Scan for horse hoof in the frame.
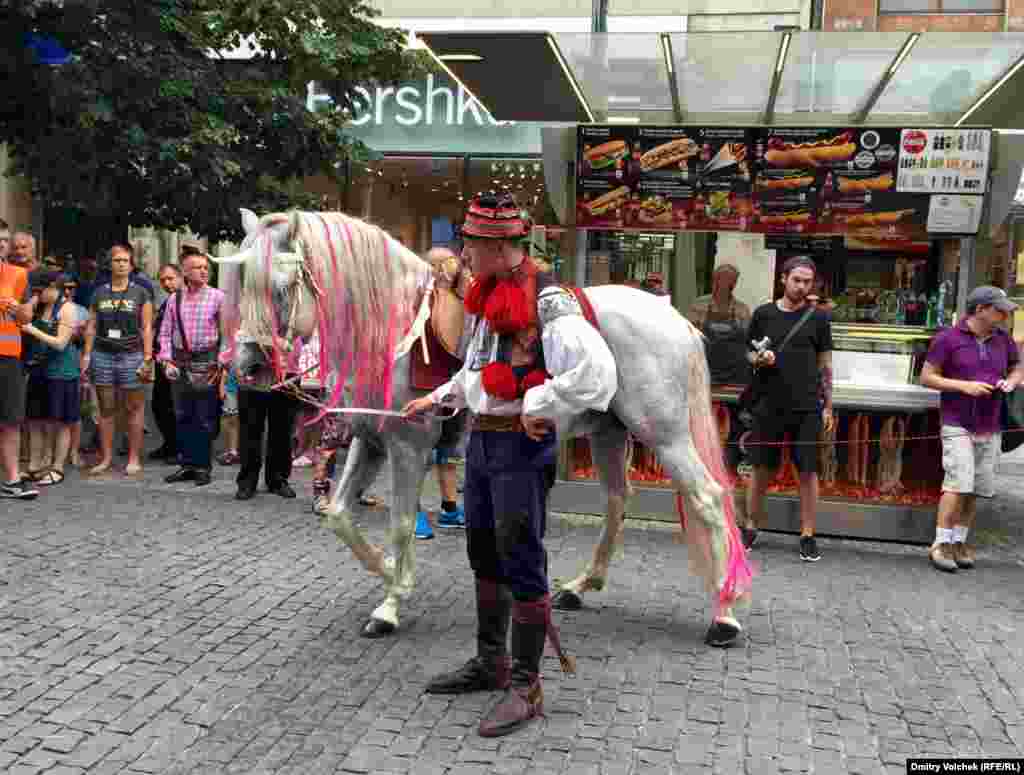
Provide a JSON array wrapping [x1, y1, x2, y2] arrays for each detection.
[[551, 590, 583, 611], [361, 618, 396, 639], [704, 620, 741, 648]]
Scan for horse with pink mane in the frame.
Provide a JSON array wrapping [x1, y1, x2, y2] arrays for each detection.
[[215, 208, 754, 644]]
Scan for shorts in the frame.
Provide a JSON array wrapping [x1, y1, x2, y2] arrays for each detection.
[[941, 426, 1000, 498], [749, 410, 822, 474], [0, 356, 26, 425], [48, 378, 81, 424], [91, 349, 145, 390], [25, 373, 51, 421], [434, 410, 468, 465]]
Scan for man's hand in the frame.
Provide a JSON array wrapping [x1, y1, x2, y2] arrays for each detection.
[[402, 395, 435, 417], [754, 350, 776, 368], [163, 362, 180, 381], [822, 407, 835, 433], [996, 378, 1019, 393], [0, 296, 17, 315], [522, 414, 553, 441], [206, 364, 223, 386], [960, 381, 994, 398], [136, 359, 155, 384]]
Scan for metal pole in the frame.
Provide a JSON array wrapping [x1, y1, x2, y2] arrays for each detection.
[[957, 237, 977, 320], [592, 0, 608, 33], [575, 229, 589, 287]]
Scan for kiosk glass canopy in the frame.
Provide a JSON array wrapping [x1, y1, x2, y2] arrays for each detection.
[[419, 30, 1024, 127]]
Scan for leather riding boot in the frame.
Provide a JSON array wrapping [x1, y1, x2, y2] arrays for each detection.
[[478, 596, 548, 737], [426, 577, 512, 694]]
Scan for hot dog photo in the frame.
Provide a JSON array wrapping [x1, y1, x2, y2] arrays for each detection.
[[764, 130, 857, 168]]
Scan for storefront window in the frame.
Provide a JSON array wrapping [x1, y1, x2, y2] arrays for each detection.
[[879, 0, 1003, 11], [585, 231, 674, 289]]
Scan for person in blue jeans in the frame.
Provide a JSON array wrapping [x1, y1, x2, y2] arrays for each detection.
[[415, 410, 468, 539]]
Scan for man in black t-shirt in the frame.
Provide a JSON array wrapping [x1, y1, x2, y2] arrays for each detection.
[[744, 256, 834, 562]]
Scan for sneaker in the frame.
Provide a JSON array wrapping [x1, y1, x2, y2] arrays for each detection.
[[954, 543, 976, 570], [1, 480, 40, 500], [292, 455, 313, 468], [799, 536, 821, 562], [930, 542, 959, 572], [741, 527, 759, 552], [437, 505, 466, 529], [415, 511, 434, 540]]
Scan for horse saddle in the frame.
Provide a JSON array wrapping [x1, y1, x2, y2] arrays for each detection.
[[410, 287, 465, 391]]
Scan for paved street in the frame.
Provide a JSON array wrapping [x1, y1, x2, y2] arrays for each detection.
[[3, 450, 1024, 775]]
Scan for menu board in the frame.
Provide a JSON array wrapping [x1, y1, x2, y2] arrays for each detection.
[[926, 194, 984, 234], [575, 125, 988, 236], [896, 129, 991, 194]]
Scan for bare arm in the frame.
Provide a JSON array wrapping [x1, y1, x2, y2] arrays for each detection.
[[82, 308, 97, 357], [920, 361, 993, 398], [141, 301, 153, 361], [23, 305, 75, 351]]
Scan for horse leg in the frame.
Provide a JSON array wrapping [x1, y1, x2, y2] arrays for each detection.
[[653, 438, 746, 647], [322, 435, 391, 581], [361, 440, 429, 638], [553, 424, 631, 611]]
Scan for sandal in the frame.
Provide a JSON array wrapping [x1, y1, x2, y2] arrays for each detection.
[[358, 493, 385, 508], [36, 470, 65, 486]]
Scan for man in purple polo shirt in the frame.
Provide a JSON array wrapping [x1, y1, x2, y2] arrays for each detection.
[[921, 286, 1024, 572]]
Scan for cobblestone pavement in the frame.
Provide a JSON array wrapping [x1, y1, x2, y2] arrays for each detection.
[[3, 453, 1024, 775]]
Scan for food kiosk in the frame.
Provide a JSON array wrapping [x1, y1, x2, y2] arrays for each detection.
[[418, 30, 1024, 543]]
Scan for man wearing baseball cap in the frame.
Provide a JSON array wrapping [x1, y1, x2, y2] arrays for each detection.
[[921, 285, 1023, 573]]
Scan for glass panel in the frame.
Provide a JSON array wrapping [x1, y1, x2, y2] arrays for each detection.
[[466, 158, 547, 223], [553, 33, 673, 115], [940, 0, 1003, 10], [774, 31, 910, 115], [668, 32, 780, 115], [874, 33, 1024, 117], [878, 0, 937, 12]]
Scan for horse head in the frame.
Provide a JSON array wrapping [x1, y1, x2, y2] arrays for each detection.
[[213, 209, 318, 382]]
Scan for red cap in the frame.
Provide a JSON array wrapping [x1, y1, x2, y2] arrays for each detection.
[[463, 193, 530, 240]]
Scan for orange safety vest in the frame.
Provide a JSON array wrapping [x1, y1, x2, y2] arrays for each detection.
[[0, 262, 28, 358]]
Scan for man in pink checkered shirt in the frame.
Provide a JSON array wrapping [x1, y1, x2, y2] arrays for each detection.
[[157, 252, 226, 486]]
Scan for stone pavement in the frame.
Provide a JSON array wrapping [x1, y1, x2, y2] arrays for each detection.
[[3, 452, 1024, 775]]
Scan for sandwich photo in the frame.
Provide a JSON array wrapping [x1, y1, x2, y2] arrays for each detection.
[[765, 131, 857, 168], [837, 173, 894, 194], [757, 170, 815, 191], [838, 209, 915, 228], [637, 195, 673, 224], [584, 186, 630, 217], [583, 140, 629, 171], [640, 137, 698, 172]]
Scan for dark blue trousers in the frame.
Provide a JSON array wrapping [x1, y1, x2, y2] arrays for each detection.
[[464, 430, 557, 601], [171, 381, 220, 471]]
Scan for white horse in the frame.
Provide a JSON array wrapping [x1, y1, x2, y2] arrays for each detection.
[[215, 209, 753, 642]]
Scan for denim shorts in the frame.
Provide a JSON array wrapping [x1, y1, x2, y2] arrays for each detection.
[[91, 349, 144, 389]]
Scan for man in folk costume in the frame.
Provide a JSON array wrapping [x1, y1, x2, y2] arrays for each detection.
[[404, 194, 617, 737]]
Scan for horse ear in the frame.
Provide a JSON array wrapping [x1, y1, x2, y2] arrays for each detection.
[[240, 208, 260, 236]]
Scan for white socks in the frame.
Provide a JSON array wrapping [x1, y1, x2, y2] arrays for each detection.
[[935, 526, 969, 545]]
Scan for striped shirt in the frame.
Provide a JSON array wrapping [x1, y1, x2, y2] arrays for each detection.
[[158, 285, 225, 361]]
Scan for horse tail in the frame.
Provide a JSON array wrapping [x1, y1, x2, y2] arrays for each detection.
[[677, 337, 754, 614]]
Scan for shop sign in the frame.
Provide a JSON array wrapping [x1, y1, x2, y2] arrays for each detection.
[[307, 74, 542, 155], [574, 124, 989, 238], [896, 129, 990, 194]]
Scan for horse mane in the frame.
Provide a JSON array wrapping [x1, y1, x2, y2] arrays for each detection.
[[287, 211, 433, 410]]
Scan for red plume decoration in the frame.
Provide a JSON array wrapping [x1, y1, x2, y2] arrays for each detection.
[[520, 368, 548, 393], [464, 277, 494, 316], [481, 362, 520, 401], [483, 280, 532, 334]]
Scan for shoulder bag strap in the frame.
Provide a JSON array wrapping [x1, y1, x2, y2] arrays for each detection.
[[174, 289, 191, 354], [775, 304, 817, 357]]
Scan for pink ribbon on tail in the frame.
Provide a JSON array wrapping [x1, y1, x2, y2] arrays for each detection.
[[514, 595, 576, 675]]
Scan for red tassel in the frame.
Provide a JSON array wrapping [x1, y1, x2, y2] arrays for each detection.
[[481, 362, 520, 401], [464, 277, 494, 316], [520, 368, 548, 394], [485, 279, 532, 334]]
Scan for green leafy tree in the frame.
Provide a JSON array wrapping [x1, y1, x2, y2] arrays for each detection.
[[0, 0, 422, 246]]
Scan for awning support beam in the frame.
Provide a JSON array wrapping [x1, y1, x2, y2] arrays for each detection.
[[852, 33, 920, 124], [762, 32, 792, 126], [661, 34, 684, 123]]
